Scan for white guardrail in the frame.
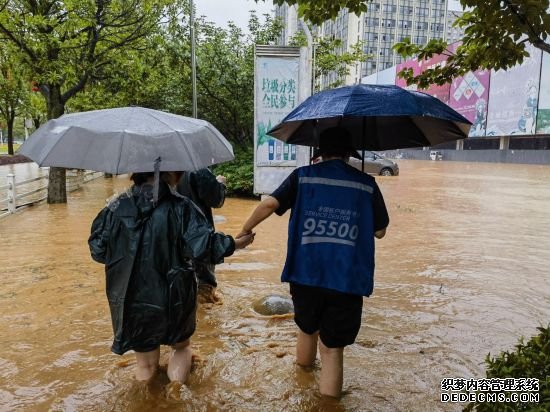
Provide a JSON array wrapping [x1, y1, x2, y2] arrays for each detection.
[[0, 170, 104, 218]]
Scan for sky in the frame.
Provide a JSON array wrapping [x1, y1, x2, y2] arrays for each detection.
[[195, 0, 464, 31], [195, 0, 275, 31], [448, 0, 462, 11]]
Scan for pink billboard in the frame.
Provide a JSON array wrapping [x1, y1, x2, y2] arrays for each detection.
[[395, 53, 451, 104], [395, 59, 421, 90], [448, 44, 491, 137]]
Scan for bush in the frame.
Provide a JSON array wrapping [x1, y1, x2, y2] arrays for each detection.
[[213, 145, 256, 198], [464, 325, 549, 411]]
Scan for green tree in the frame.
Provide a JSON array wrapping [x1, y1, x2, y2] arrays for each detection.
[[290, 31, 367, 90], [394, 0, 550, 87], [0, 44, 28, 155], [0, 0, 180, 203], [28, 90, 47, 130], [269, 0, 369, 26], [192, 12, 283, 146], [67, 9, 282, 150]]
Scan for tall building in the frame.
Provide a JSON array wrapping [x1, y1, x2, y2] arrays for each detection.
[[319, 9, 363, 88], [274, 3, 299, 46], [274, 1, 464, 87], [361, 0, 463, 78], [445, 9, 465, 45]]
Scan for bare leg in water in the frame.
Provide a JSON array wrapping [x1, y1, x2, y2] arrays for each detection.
[[167, 339, 193, 382], [319, 340, 344, 398], [296, 330, 344, 398], [135, 347, 160, 381], [296, 330, 319, 366]]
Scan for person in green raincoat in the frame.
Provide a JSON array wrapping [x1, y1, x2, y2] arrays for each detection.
[[89, 171, 254, 383]]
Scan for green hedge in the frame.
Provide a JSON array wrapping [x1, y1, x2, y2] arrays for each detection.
[[214, 145, 256, 198], [465, 325, 549, 411]]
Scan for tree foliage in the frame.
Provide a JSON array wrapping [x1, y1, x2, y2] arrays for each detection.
[[191, 12, 283, 146], [464, 325, 549, 411], [0, 0, 180, 203], [0, 43, 29, 155], [290, 30, 367, 90], [69, 10, 282, 149], [269, 0, 370, 26]]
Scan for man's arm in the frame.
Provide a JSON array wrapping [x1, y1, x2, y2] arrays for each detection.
[[237, 196, 280, 238], [372, 181, 389, 239]]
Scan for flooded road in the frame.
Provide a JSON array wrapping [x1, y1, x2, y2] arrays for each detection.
[[0, 160, 549, 411]]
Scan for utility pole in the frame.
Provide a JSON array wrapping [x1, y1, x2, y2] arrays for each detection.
[[190, 0, 198, 118]]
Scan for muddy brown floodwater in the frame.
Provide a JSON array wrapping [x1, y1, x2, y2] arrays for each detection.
[[0, 160, 549, 411]]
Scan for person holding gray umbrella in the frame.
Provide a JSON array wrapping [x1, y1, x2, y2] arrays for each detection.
[[19, 107, 254, 384], [238, 126, 389, 398]]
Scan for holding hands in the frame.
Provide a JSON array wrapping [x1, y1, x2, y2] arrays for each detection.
[[234, 231, 255, 249]]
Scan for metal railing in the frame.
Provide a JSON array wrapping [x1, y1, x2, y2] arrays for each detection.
[[0, 170, 104, 218]]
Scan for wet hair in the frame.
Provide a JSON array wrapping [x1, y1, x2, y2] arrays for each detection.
[[130, 172, 155, 186], [130, 171, 184, 186], [319, 127, 355, 159]]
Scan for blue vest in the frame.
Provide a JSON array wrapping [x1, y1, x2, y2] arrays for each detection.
[[281, 160, 376, 296]]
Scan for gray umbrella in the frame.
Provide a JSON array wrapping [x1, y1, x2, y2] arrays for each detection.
[[19, 107, 234, 174]]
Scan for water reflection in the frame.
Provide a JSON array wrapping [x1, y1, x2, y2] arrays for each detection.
[[0, 160, 549, 411]]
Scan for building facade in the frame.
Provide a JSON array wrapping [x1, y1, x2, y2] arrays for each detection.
[[361, 0, 463, 78], [274, 3, 299, 46]]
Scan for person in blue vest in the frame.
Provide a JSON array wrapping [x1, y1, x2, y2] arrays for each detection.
[[237, 126, 389, 398]]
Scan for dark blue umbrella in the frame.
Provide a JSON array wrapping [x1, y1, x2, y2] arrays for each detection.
[[267, 84, 471, 150]]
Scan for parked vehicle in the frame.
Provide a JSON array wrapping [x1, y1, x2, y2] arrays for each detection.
[[349, 150, 399, 176]]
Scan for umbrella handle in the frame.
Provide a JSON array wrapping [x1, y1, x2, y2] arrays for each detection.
[[153, 157, 161, 205]]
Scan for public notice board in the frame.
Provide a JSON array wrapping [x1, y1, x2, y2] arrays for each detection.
[[254, 46, 310, 195], [255, 55, 299, 167]]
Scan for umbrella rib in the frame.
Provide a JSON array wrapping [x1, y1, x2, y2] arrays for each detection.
[[204, 124, 233, 155], [341, 88, 356, 121], [115, 130, 127, 175], [147, 109, 186, 131]]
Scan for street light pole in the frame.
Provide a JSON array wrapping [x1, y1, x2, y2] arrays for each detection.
[[190, 0, 198, 118]]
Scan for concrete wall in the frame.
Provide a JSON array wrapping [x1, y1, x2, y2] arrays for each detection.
[[395, 149, 550, 165]]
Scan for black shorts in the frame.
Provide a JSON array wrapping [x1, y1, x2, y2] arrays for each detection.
[[289, 283, 363, 348]]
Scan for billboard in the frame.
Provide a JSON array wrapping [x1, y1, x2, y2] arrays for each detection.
[[420, 52, 451, 104], [536, 51, 550, 134], [395, 53, 451, 103], [255, 55, 299, 166], [395, 59, 421, 91], [486, 43, 542, 137], [448, 43, 491, 137], [254, 46, 310, 195]]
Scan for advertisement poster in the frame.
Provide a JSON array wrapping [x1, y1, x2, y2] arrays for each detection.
[[536, 51, 550, 134], [396, 53, 451, 103], [255, 56, 299, 166], [448, 43, 491, 137], [420, 52, 451, 104], [486, 43, 542, 137]]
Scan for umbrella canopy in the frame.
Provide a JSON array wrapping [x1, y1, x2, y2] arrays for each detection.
[[19, 107, 234, 174], [267, 84, 471, 150]]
